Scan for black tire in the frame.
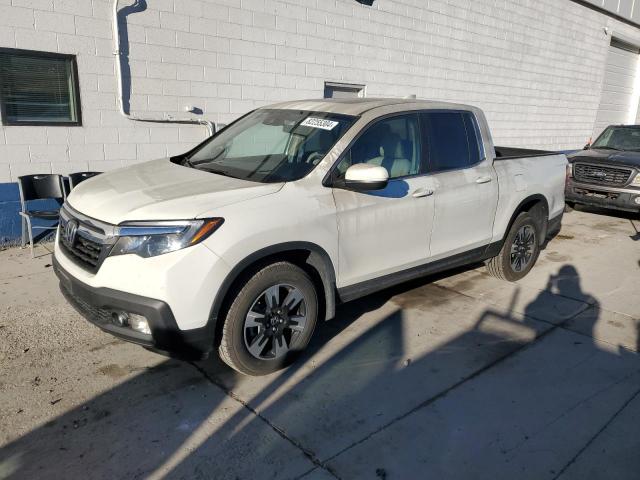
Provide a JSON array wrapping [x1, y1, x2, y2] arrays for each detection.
[[486, 212, 541, 282], [218, 262, 318, 376], [564, 201, 575, 213]]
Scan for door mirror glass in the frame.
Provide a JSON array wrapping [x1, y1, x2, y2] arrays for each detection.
[[342, 164, 389, 191]]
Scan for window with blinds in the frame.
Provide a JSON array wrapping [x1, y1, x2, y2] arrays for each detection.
[[0, 49, 81, 126]]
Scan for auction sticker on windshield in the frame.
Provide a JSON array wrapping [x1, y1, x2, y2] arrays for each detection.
[[300, 118, 340, 130]]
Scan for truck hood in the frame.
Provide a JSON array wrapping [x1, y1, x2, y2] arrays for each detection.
[[568, 149, 640, 169], [67, 158, 284, 224]]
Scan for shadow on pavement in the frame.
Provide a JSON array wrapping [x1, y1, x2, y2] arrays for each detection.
[[1, 265, 639, 480]]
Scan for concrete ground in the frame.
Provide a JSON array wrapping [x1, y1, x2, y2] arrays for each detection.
[[0, 206, 639, 480]]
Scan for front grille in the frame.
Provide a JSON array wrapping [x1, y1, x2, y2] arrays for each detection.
[[60, 232, 103, 270], [574, 163, 633, 187], [58, 207, 113, 272]]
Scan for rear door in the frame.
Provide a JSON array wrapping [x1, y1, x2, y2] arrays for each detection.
[[421, 111, 499, 258]]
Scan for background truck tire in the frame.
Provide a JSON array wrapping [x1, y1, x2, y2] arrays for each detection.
[[218, 262, 318, 376], [486, 212, 541, 282]]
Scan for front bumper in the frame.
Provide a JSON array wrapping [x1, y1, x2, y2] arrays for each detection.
[[566, 180, 640, 212], [53, 255, 214, 359]]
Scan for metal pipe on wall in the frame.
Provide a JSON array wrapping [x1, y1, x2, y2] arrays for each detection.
[[111, 0, 215, 136]]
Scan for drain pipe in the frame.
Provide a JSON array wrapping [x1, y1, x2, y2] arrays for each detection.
[[111, 0, 215, 136]]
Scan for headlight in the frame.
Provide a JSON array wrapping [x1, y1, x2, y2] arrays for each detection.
[[110, 218, 224, 258], [632, 173, 640, 186]]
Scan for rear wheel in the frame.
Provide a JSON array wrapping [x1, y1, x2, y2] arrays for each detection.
[[218, 262, 318, 376], [486, 212, 541, 282]]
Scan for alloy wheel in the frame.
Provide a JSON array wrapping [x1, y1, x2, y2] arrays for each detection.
[[510, 225, 536, 273], [243, 284, 308, 360]]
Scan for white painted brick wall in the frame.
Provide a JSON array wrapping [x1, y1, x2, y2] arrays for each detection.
[[0, 0, 640, 182]]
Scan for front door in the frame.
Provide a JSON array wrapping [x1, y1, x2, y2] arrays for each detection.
[[331, 113, 436, 287]]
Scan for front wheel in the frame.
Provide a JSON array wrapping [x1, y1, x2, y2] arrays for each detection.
[[486, 212, 541, 282], [218, 262, 318, 376]]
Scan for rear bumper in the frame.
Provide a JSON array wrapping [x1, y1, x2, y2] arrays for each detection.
[[53, 255, 214, 359], [566, 180, 640, 212]]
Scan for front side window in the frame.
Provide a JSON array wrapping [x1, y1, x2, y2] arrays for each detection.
[[335, 114, 422, 179], [592, 126, 640, 151], [0, 49, 81, 126], [186, 109, 355, 183], [421, 111, 483, 173]]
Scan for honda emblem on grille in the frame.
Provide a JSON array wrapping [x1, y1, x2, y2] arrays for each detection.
[[63, 219, 79, 245]]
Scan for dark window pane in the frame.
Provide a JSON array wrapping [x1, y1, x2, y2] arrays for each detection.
[[463, 112, 483, 165], [422, 112, 471, 172], [0, 51, 80, 125], [336, 114, 422, 179]]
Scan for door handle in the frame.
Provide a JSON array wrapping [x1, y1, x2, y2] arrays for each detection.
[[412, 188, 434, 198], [476, 176, 493, 184]]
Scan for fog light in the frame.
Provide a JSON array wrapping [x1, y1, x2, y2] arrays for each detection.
[[635, 197, 640, 205], [129, 314, 151, 335], [112, 311, 129, 327]]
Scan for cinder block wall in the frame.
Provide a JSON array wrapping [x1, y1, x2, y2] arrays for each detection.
[[0, 0, 640, 241]]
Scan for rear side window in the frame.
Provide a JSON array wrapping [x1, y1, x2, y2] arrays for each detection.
[[421, 111, 483, 173], [463, 113, 484, 164]]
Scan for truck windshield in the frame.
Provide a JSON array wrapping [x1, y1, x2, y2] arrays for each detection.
[[185, 109, 356, 182], [592, 126, 640, 151]]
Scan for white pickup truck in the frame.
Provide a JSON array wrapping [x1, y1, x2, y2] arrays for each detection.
[[53, 99, 567, 376]]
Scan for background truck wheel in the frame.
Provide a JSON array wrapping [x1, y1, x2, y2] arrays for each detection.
[[564, 201, 575, 213], [218, 262, 318, 376], [486, 212, 541, 282]]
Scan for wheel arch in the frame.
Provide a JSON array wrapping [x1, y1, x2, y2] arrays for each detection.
[[208, 242, 337, 346], [503, 194, 550, 246]]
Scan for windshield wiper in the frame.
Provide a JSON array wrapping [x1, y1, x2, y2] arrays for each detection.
[[594, 146, 621, 151], [200, 167, 238, 179], [192, 147, 227, 165]]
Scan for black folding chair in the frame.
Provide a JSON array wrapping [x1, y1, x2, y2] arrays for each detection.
[[69, 171, 102, 190], [18, 174, 66, 257]]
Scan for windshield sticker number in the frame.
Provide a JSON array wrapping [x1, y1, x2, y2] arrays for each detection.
[[300, 118, 339, 131]]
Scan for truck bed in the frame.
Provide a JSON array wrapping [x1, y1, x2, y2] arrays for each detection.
[[494, 146, 558, 160]]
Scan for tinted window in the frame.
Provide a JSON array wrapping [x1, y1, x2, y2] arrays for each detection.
[[422, 111, 483, 172], [336, 114, 422, 179], [463, 113, 483, 164]]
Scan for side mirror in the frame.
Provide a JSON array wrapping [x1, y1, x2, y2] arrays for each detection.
[[583, 144, 591, 150], [341, 164, 389, 191]]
